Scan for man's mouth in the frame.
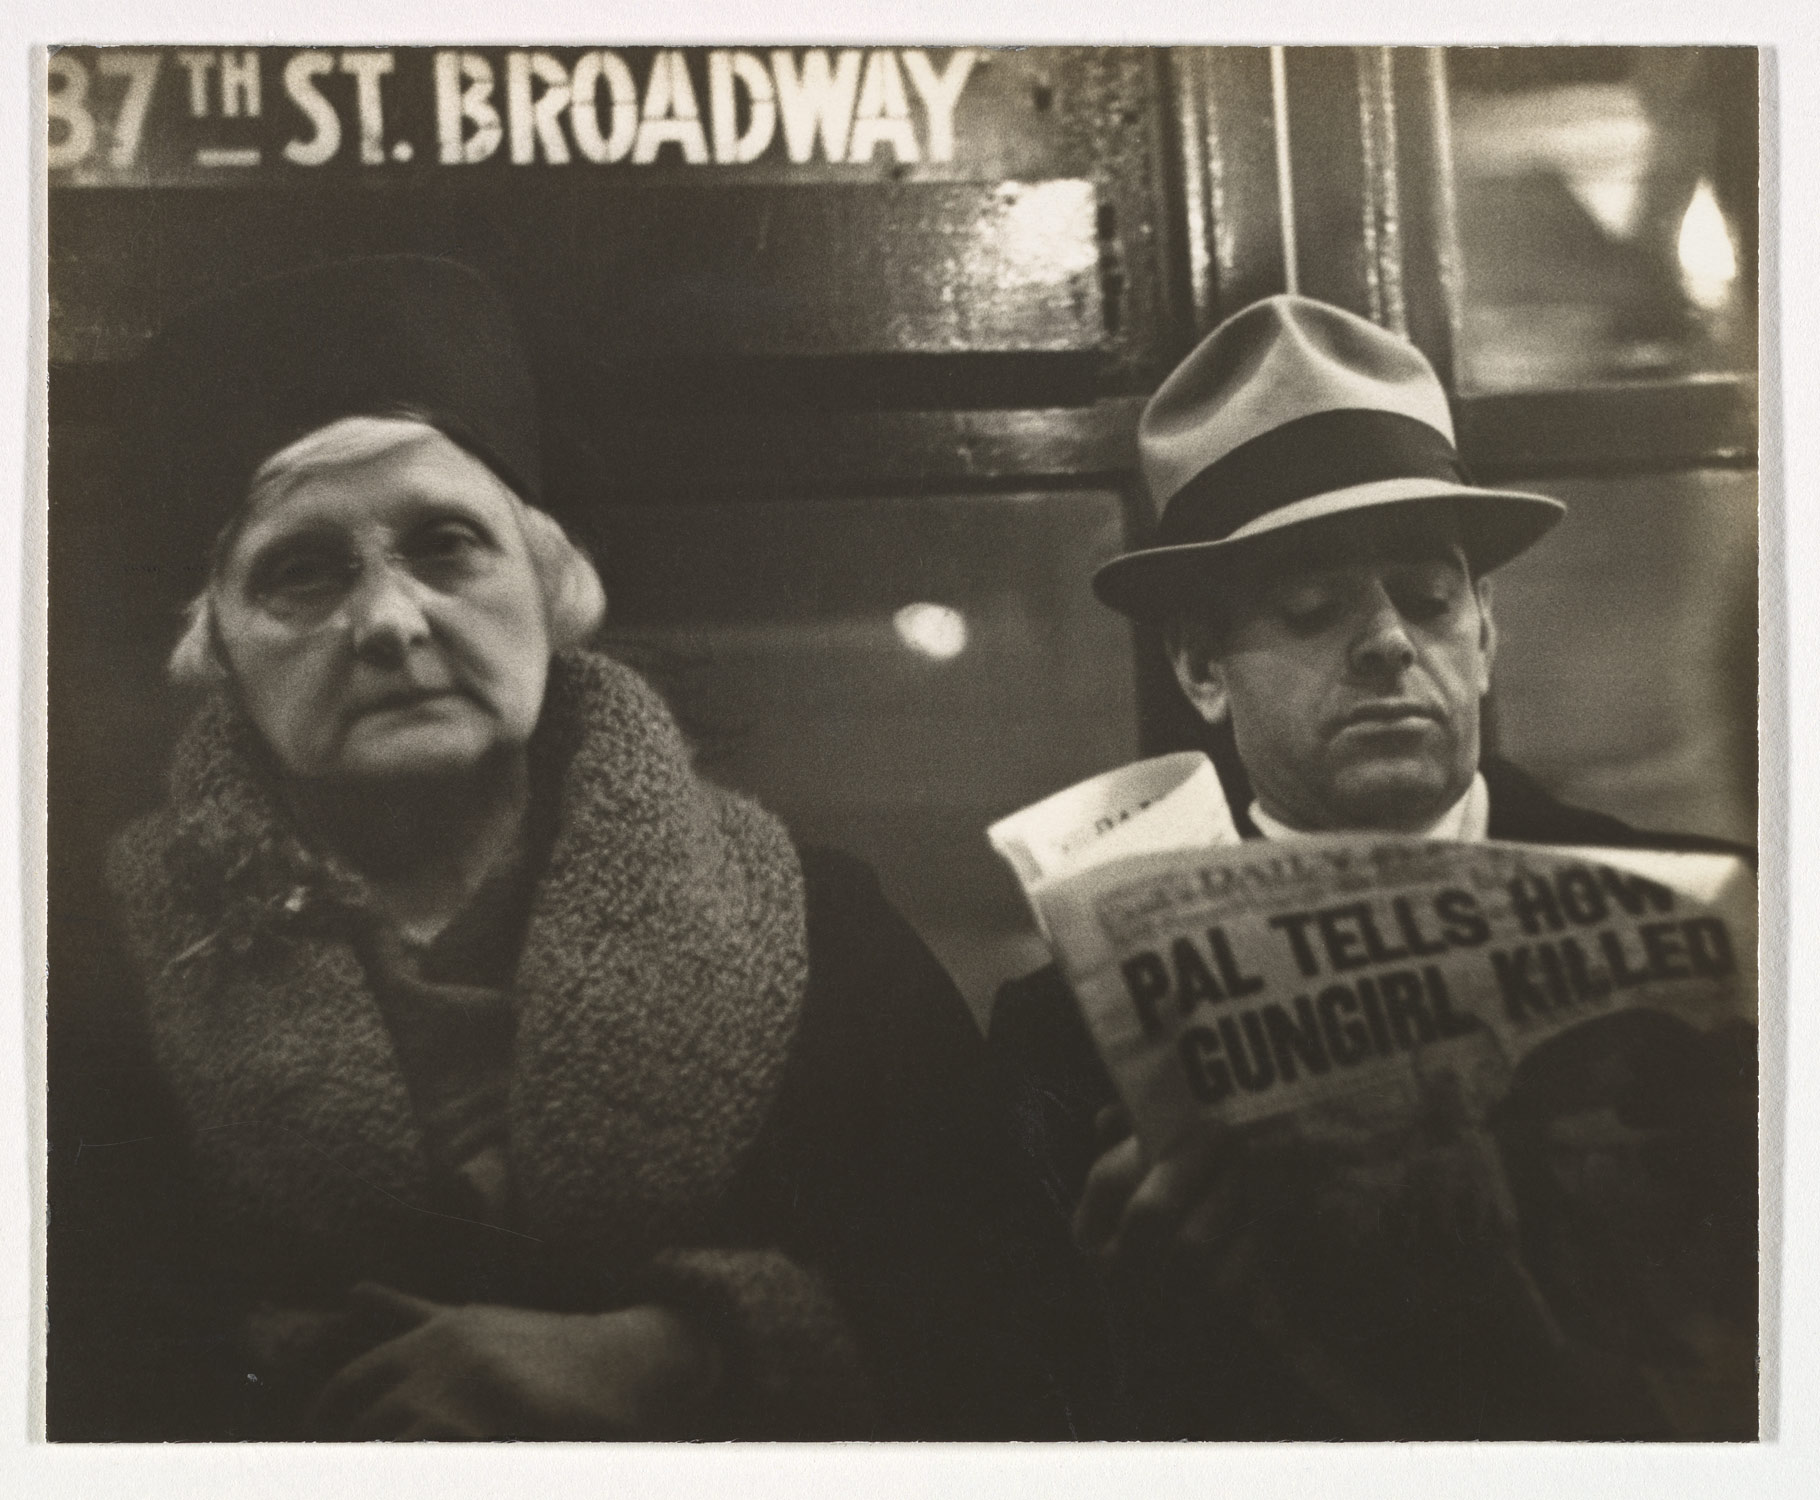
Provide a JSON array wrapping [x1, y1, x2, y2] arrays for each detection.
[[1331, 702, 1443, 732]]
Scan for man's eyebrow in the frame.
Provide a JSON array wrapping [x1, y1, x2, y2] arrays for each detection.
[[1372, 540, 1468, 567], [1252, 543, 1464, 583]]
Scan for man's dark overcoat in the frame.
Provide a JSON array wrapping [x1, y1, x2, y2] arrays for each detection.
[[990, 759, 1757, 1440]]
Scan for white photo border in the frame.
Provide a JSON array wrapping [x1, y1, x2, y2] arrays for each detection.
[[9, 3, 1810, 1498]]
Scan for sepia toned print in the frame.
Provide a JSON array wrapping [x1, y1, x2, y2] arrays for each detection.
[[45, 44, 1757, 1440]]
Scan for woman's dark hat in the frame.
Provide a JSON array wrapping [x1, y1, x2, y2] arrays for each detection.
[[1093, 296, 1566, 619], [136, 254, 541, 588]]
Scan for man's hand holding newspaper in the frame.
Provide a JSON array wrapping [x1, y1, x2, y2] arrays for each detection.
[[990, 754, 1757, 1438]]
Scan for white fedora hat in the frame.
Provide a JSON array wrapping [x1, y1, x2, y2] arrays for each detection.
[[1093, 295, 1566, 619]]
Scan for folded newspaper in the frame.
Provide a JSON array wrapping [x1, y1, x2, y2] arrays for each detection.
[[989, 753, 1758, 1437]]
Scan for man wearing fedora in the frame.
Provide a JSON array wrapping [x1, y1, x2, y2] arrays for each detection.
[[991, 295, 1756, 1440]]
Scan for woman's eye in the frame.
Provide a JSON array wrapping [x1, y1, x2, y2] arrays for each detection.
[[255, 549, 352, 601], [407, 522, 489, 567]]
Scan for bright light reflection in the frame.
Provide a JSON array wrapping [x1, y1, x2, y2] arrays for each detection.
[[993, 179, 1100, 283], [1678, 180, 1738, 311], [893, 602, 969, 661]]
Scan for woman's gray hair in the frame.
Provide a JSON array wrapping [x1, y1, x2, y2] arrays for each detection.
[[167, 415, 606, 686]]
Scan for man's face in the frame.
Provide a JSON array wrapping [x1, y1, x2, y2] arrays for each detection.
[[211, 423, 552, 784], [1169, 505, 1497, 833]]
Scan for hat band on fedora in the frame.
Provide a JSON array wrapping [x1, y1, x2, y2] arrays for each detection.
[[1155, 408, 1468, 550]]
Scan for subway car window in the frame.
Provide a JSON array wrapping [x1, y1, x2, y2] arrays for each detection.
[[1447, 46, 1757, 390], [1486, 468, 1756, 843]]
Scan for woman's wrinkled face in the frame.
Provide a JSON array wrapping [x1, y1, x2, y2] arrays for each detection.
[[212, 422, 552, 783]]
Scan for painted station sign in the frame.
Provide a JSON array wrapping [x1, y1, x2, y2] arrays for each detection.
[[49, 47, 984, 183]]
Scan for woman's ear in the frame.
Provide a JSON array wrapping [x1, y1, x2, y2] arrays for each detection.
[[166, 594, 229, 687], [1166, 616, 1231, 726], [518, 505, 607, 651]]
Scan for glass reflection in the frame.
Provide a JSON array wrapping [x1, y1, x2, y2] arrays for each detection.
[[1448, 47, 1755, 390]]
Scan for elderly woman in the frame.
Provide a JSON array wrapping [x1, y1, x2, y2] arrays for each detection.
[[73, 256, 1089, 1440]]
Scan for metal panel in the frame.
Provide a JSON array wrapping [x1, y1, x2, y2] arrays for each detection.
[[1168, 47, 1289, 333], [1458, 377, 1758, 478], [574, 402, 1144, 499], [1392, 48, 1466, 391], [51, 180, 1105, 364]]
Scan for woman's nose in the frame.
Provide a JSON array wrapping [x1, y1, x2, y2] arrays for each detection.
[[345, 561, 431, 665]]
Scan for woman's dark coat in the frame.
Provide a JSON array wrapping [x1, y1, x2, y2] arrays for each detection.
[[48, 653, 1095, 1440]]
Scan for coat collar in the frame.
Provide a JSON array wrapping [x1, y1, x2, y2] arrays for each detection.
[[108, 652, 809, 1264]]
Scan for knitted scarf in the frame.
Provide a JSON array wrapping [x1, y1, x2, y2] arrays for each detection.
[[106, 651, 810, 1270]]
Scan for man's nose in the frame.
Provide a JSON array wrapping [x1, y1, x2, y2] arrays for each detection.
[[1348, 583, 1417, 675], [345, 560, 431, 665]]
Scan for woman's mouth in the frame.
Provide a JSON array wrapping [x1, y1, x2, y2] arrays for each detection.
[[356, 686, 459, 716]]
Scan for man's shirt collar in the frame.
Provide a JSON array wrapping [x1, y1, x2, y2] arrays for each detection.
[[1248, 772, 1490, 843]]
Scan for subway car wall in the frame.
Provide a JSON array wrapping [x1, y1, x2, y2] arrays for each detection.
[[47, 44, 1757, 1026]]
